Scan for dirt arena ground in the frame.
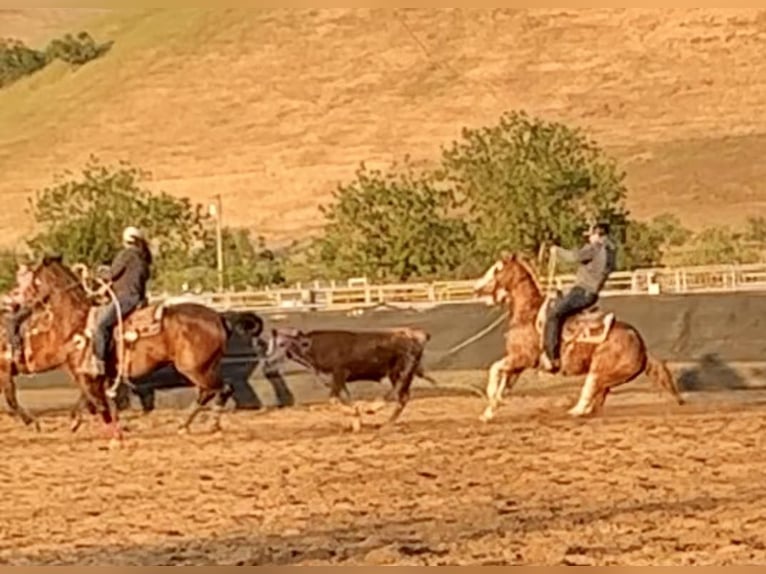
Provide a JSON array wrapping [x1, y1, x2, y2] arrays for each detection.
[[2, 378, 766, 566]]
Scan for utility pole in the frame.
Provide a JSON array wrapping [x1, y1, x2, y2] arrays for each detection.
[[209, 194, 224, 292]]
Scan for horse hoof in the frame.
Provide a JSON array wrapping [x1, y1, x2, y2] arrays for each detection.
[[479, 409, 494, 423], [349, 418, 362, 433], [177, 427, 189, 435], [32, 420, 41, 433], [108, 438, 122, 450]]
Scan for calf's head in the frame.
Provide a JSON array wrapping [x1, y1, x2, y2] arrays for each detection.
[[266, 328, 311, 363]]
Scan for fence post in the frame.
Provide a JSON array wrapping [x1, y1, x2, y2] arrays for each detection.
[[428, 283, 436, 302]]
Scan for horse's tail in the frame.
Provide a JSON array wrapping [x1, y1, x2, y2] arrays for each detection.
[[415, 362, 437, 385], [221, 311, 264, 341], [645, 355, 684, 405]]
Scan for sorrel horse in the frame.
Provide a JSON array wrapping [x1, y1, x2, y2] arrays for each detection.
[[19, 256, 231, 443], [473, 253, 684, 421]]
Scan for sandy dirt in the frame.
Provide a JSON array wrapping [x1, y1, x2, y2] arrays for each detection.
[[2, 382, 766, 566]]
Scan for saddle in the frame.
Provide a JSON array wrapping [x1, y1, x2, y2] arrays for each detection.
[[83, 301, 167, 345], [72, 300, 173, 380], [535, 291, 615, 347]]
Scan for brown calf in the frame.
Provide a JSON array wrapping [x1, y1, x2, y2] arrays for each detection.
[[267, 327, 434, 423]]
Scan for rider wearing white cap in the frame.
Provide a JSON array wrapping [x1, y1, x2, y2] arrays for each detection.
[[88, 225, 153, 375]]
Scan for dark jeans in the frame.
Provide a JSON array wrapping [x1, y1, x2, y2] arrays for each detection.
[[544, 286, 598, 361], [93, 294, 143, 362], [5, 306, 32, 351]]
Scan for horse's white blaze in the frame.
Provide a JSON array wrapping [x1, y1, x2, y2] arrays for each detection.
[[473, 260, 503, 292]]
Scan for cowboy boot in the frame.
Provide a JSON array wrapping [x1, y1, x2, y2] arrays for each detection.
[[80, 354, 106, 376], [539, 352, 560, 374]]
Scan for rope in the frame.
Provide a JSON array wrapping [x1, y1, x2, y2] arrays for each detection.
[[72, 264, 127, 396], [435, 310, 508, 365], [547, 247, 558, 295], [420, 307, 508, 400]]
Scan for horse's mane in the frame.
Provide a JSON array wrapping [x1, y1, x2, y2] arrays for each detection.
[[513, 254, 543, 295], [37, 257, 89, 302]]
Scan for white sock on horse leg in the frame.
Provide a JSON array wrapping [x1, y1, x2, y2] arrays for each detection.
[[570, 373, 597, 416]]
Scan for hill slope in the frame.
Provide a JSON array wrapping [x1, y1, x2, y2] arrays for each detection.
[[2, 8, 766, 248]]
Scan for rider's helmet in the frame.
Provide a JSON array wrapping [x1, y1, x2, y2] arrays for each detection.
[[122, 226, 144, 247]]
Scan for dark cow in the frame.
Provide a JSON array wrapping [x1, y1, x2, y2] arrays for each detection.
[[267, 327, 435, 424]]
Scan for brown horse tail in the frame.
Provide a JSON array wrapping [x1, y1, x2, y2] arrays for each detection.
[[645, 355, 684, 405]]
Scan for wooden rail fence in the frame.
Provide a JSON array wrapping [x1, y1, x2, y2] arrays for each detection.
[[149, 263, 766, 314]]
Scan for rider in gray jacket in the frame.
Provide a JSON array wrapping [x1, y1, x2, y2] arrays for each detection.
[[540, 222, 616, 373]]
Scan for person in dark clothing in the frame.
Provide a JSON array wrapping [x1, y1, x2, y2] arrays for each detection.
[[87, 226, 153, 376], [540, 222, 616, 374], [3, 263, 35, 365]]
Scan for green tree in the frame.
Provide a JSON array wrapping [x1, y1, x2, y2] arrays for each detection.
[[0, 38, 47, 88], [675, 226, 760, 266], [0, 249, 19, 292], [620, 213, 692, 269], [27, 157, 210, 289], [440, 111, 630, 263], [315, 161, 474, 282], [197, 228, 286, 290], [45, 31, 112, 66]]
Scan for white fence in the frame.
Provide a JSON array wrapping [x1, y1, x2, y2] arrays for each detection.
[[150, 262, 766, 314]]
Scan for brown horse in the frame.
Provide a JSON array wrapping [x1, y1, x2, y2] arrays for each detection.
[[473, 253, 684, 421], [19, 255, 231, 443]]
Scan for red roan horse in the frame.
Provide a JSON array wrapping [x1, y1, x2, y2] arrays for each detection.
[[13, 255, 230, 445], [473, 253, 684, 421]]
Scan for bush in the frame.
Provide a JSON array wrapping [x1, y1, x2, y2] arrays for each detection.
[[0, 31, 110, 90], [441, 110, 630, 263], [26, 157, 284, 293], [45, 31, 112, 66], [316, 160, 474, 282], [0, 38, 47, 88]]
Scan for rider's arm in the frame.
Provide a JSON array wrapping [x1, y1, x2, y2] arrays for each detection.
[[109, 250, 129, 282], [555, 244, 596, 264]]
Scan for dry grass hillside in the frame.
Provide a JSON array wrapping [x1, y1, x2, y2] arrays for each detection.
[[1, 8, 766, 248]]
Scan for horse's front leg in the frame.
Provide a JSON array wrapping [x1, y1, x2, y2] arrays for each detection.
[[480, 357, 520, 422], [3, 375, 39, 431]]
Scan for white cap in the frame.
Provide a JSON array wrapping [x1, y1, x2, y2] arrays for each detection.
[[122, 226, 144, 245]]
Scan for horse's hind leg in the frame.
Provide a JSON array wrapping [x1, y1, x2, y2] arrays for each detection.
[[568, 373, 600, 417], [178, 386, 218, 433], [176, 361, 225, 433], [209, 383, 235, 433]]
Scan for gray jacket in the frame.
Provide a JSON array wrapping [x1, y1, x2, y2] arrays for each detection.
[[556, 240, 616, 294]]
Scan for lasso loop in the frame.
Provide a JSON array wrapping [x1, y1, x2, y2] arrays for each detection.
[[71, 263, 127, 397]]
